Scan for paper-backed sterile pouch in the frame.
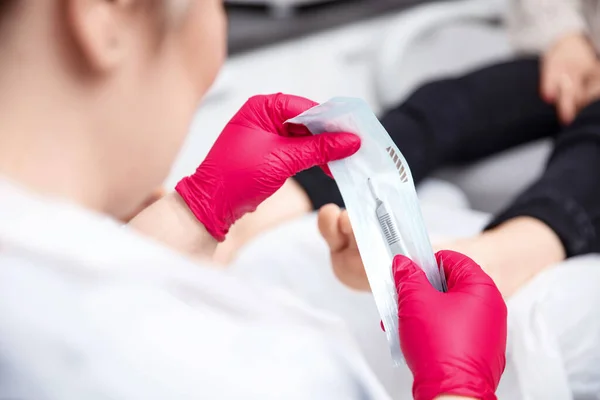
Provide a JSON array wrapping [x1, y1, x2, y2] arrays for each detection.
[[288, 97, 445, 365]]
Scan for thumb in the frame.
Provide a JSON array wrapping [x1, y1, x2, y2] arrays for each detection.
[[282, 132, 361, 174], [392, 255, 436, 297]]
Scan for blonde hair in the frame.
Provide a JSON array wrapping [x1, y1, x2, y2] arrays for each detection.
[[164, 0, 189, 24]]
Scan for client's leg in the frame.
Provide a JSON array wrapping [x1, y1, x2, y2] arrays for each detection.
[[215, 58, 556, 264], [468, 99, 600, 294], [295, 57, 557, 210], [486, 100, 600, 256], [327, 100, 600, 297]]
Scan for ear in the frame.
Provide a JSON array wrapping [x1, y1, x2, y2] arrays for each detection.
[[65, 0, 132, 72]]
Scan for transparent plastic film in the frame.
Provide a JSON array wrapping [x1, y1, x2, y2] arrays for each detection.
[[288, 97, 446, 365]]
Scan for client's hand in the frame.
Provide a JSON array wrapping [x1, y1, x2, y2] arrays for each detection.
[[176, 94, 360, 241], [541, 33, 599, 124], [395, 251, 507, 400]]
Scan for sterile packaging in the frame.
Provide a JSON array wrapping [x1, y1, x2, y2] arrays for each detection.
[[288, 97, 446, 365]]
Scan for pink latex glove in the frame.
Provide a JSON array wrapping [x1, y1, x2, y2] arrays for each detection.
[[394, 250, 507, 400], [176, 93, 360, 241]]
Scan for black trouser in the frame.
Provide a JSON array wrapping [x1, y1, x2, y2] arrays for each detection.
[[294, 58, 600, 257]]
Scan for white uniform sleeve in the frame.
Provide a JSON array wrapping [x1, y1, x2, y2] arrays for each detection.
[[0, 253, 392, 400], [507, 0, 588, 54]]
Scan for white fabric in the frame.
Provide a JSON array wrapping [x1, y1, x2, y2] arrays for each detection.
[[507, 0, 600, 54], [232, 180, 600, 400], [508, 255, 600, 400], [0, 180, 390, 400]]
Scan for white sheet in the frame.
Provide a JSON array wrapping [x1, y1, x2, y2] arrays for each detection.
[[231, 180, 600, 400]]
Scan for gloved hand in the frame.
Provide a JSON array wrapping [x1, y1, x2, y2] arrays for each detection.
[[176, 93, 360, 241], [394, 250, 507, 400]]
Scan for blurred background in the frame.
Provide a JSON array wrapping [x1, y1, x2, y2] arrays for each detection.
[[167, 0, 543, 218]]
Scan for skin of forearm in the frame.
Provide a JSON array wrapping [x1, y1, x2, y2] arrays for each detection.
[[128, 179, 312, 264], [128, 192, 217, 260]]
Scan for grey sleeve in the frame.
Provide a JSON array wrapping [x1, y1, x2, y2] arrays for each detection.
[[506, 0, 588, 54]]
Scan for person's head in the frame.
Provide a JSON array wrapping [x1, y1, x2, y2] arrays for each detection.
[[0, 0, 226, 218]]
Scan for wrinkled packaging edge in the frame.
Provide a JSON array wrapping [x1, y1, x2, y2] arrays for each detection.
[[287, 97, 443, 366]]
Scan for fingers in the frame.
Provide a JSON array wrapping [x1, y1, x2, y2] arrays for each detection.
[[556, 83, 577, 124], [267, 93, 318, 135], [318, 204, 347, 252], [435, 250, 496, 291], [392, 255, 436, 297], [540, 55, 563, 104], [543, 68, 588, 125], [557, 73, 586, 125], [272, 93, 319, 124], [282, 132, 361, 174], [238, 93, 317, 136], [540, 66, 558, 103]]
